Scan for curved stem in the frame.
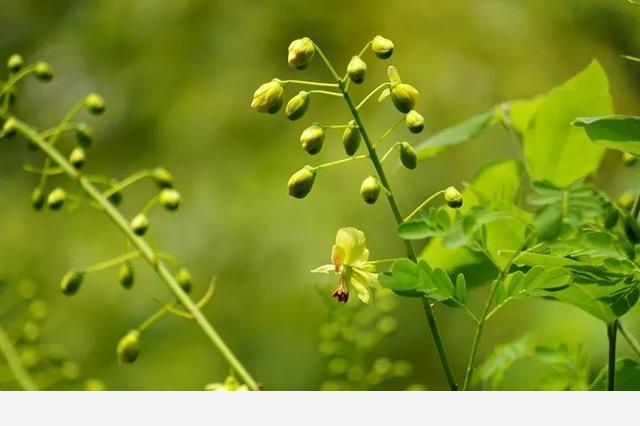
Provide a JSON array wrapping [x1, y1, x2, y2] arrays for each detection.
[[356, 82, 390, 110], [607, 320, 618, 391], [84, 251, 141, 274], [102, 170, 151, 198], [314, 154, 368, 170], [0, 324, 37, 390], [404, 190, 446, 222], [373, 117, 404, 148], [308, 90, 343, 98], [281, 80, 338, 88], [0, 66, 36, 96], [619, 320, 640, 358]]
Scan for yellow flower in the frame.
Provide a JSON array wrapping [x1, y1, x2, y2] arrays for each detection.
[[205, 375, 249, 391], [312, 227, 380, 304]]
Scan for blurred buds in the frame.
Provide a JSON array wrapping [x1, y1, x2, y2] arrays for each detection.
[[60, 270, 84, 296], [118, 262, 134, 289], [34, 61, 53, 81], [399, 142, 418, 170], [288, 37, 315, 69], [391, 83, 419, 113], [75, 123, 93, 148], [372, 35, 394, 59], [152, 167, 174, 189], [2, 117, 17, 138], [131, 213, 149, 236], [251, 79, 284, 114], [287, 166, 316, 199], [69, 147, 86, 170], [623, 152, 637, 167], [159, 188, 181, 211], [405, 110, 425, 134], [444, 186, 463, 209], [285, 91, 310, 121], [116, 330, 140, 364], [360, 175, 381, 204], [342, 120, 361, 156], [347, 56, 367, 84], [47, 188, 67, 210], [300, 124, 325, 155], [7, 53, 23, 73], [31, 187, 45, 211], [85, 93, 106, 115], [176, 267, 193, 293]]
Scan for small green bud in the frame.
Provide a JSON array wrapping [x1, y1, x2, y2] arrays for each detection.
[[287, 166, 316, 199], [372, 35, 394, 59], [444, 186, 463, 209], [2, 117, 17, 138], [69, 147, 86, 170], [47, 188, 67, 210], [85, 93, 106, 115], [360, 175, 381, 204], [391, 83, 419, 113], [116, 330, 140, 364], [405, 110, 425, 134], [118, 262, 134, 289], [399, 142, 418, 170], [623, 152, 637, 167], [342, 120, 361, 156], [347, 56, 367, 84], [7, 54, 23, 73], [22, 321, 40, 342], [75, 123, 93, 148], [159, 188, 181, 211], [251, 79, 284, 114], [151, 167, 174, 189], [285, 91, 310, 121], [108, 180, 123, 206], [31, 187, 45, 211], [287, 37, 315, 69], [34, 61, 53, 81], [131, 213, 149, 236], [84, 378, 106, 391], [60, 270, 84, 296], [618, 192, 635, 210], [28, 300, 48, 321], [176, 267, 192, 293], [300, 124, 325, 155]]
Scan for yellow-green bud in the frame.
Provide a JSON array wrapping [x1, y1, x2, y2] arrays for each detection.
[[69, 147, 86, 170], [399, 142, 418, 170], [75, 123, 93, 148], [287, 166, 316, 199], [444, 186, 463, 209], [116, 330, 140, 364], [34, 61, 53, 81], [151, 167, 173, 189], [28, 300, 47, 321], [85, 93, 106, 115], [131, 213, 149, 236], [31, 187, 45, 211], [159, 188, 181, 211], [118, 262, 134, 289], [84, 378, 106, 391], [22, 321, 40, 342], [405, 110, 425, 134], [342, 120, 361, 156], [2, 117, 17, 138], [391, 83, 419, 113], [623, 152, 637, 167], [7, 54, 23, 73], [47, 188, 66, 210], [347, 56, 367, 84], [618, 192, 635, 211], [60, 270, 84, 296], [300, 124, 325, 155], [285, 91, 310, 121], [288, 37, 315, 69], [372, 35, 394, 59], [176, 267, 192, 293], [360, 175, 381, 204], [251, 79, 284, 114]]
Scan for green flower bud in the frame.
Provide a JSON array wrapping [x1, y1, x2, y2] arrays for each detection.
[[342, 120, 361, 156], [618, 192, 635, 211], [387, 66, 401, 85], [34, 61, 53, 81], [69, 147, 86, 170], [287, 166, 316, 199], [287, 37, 315, 69], [176, 267, 192, 293], [623, 152, 637, 167], [360, 175, 381, 204], [118, 262, 134, 289], [7, 54, 23, 73], [159, 188, 181, 211], [372, 35, 394, 59], [116, 330, 140, 364], [151, 167, 174, 189], [22, 321, 40, 342], [347, 56, 367, 84], [31, 187, 45, 211], [300, 124, 325, 155], [444, 186, 463, 209], [285, 91, 310, 121], [60, 270, 84, 296], [47, 188, 66, 210], [251, 79, 284, 114], [84, 378, 106, 391], [28, 299, 47, 321], [399, 142, 418, 170], [85, 93, 106, 115], [405, 110, 425, 134], [75, 123, 93, 148], [391, 83, 419, 113], [131, 213, 149, 236], [2, 117, 17, 138]]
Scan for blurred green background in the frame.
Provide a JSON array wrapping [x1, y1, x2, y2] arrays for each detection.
[[1, 0, 640, 390]]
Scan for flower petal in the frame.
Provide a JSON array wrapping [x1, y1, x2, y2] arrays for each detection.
[[335, 227, 368, 266], [353, 268, 381, 289], [311, 264, 335, 274], [350, 276, 373, 304]]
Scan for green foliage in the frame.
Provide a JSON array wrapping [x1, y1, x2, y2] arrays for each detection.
[[573, 116, 640, 154], [590, 359, 640, 390]]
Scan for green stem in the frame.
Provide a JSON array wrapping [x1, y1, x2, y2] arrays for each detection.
[[404, 190, 446, 222], [607, 320, 618, 391], [356, 82, 390, 110], [314, 154, 368, 170], [84, 251, 141, 274], [137, 304, 173, 333], [12, 119, 259, 391], [619, 320, 640, 358], [308, 90, 343, 98], [282, 80, 338, 88], [102, 169, 151, 199], [0, 324, 37, 390]]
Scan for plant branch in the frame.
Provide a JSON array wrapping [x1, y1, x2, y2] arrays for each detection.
[[618, 320, 640, 358], [0, 324, 37, 390], [607, 320, 618, 391]]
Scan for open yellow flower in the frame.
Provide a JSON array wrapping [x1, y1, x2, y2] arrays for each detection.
[[311, 227, 380, 304]]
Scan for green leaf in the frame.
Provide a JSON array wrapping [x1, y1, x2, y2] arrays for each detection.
[[471, 335, 536, 390], [523, 60, 612, 187], [505, 96, 545, 134], [493, 266, 572, 306], [397, 207, 450, 240], [590, 359, 640, 391], [572, 116, 640, 155]]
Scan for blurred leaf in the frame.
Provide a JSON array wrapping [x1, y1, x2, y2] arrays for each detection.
[[590, 359, 640, 390], [523, 60, 612, 187], [572, 115, 640, 154], [471, 335, 536, 390], [621, 54, 640, 63], [505, 96, 545, 134], [493, 266, 572, 306], [397, 207, 450, 240]]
